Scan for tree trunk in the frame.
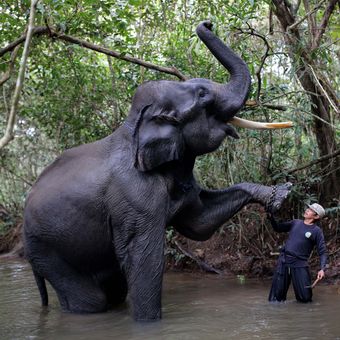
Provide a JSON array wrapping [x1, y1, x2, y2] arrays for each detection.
[[298, 70, 340, 201], [272, 0, 340, 202]]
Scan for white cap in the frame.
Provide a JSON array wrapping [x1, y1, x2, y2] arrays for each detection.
[[308, 203, 325, 218]]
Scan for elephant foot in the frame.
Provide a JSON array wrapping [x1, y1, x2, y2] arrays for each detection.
[[133, 311, 162, 322], [266, 182, 292, 213]]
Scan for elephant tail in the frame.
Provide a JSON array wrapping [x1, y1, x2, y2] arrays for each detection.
[[33, 270, 48, 306]]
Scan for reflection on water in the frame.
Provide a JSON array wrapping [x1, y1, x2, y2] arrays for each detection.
[[1, 258, 340, 340]]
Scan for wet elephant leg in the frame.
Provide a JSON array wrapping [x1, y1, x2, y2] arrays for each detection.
[[27, 243, 107, 313], [122, 226, 165, 321]]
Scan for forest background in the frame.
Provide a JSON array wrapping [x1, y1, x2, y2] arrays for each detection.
[[0, 0, 339, 281]]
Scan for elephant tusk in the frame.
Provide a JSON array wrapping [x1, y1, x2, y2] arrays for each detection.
[[229, 117, 293, 130]]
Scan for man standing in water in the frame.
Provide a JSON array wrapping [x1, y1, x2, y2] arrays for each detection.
[[268, 203, 327, 303]]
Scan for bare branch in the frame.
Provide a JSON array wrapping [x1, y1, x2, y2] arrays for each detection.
[[245, 100, 288, 111], [309, 64, 340, 114], [288, 0, 326, 31], [1, 166, 34, 186], [0, 26, 187, 80], [287, 148, 340, 174], [174, 240, 222, 274], [297, 106, 339, 128], [313, 0, 339, 49], [269, 7, 274, 35], [0, 0, 39, 150], [236, 26, 271, 102], [55, 31, 187, 80], [0, 26, 47, 58]]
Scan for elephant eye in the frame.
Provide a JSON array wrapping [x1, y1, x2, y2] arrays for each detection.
[[198, 89, 206, 97]]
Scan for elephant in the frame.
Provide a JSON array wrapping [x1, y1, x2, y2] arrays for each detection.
[[23, 21, 292, 321]]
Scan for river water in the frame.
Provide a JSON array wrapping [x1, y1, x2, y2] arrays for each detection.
[[1, 258, 339, 340]]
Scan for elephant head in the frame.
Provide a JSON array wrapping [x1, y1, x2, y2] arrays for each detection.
[[125, 21, 289, 171]]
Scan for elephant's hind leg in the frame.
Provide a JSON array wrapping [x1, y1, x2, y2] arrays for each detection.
[[101, 270, 128, 308], [29, 248, 107, 313]]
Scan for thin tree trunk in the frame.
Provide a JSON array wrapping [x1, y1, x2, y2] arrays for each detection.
[[0, 0, 39, 150]]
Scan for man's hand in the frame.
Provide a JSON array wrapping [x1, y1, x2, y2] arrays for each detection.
[[317, 269, 325, 280]]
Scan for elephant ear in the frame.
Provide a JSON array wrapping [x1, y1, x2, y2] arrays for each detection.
[[133, 105, 185, 172]]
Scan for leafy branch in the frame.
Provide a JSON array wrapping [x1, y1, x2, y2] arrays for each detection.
[[0, 26, 187, 81]]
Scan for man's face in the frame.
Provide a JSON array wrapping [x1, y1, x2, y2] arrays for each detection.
[[304, 208, 319, 221]]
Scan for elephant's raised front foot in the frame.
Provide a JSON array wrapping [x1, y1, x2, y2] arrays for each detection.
[[266, 182, 292, 214]]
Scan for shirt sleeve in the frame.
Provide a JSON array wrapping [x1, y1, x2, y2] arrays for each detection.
[[316, 228, 328, 270], [269, 215, 293, 232]]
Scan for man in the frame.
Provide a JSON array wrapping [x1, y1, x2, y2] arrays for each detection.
[[268, 203, 327, 303]]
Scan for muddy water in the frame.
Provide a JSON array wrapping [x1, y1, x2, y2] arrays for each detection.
[[1, 259, 340, 340]]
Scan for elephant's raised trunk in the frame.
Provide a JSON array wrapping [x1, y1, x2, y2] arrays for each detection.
[[196, 21, 251, 118]]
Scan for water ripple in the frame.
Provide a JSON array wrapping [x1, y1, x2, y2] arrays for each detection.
[[1, 261, 340, 340]]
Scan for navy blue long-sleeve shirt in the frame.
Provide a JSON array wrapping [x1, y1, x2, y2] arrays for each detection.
[[270, 217, 328, 270]]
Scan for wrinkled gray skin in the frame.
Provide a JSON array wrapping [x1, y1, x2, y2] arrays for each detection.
[[23, 21, 291, 321]]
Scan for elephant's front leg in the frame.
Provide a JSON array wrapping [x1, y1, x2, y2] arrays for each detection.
[[173, 182, 292, 241], [117, 222, 165, 321]]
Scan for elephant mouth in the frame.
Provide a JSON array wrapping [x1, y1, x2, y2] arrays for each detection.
[[229, 117, 293, 130]]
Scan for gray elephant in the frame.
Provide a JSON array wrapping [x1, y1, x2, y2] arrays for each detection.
[[23, 21, 291, 321]]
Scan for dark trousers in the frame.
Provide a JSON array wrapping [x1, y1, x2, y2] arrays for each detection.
[[269, 265, 312, 302]]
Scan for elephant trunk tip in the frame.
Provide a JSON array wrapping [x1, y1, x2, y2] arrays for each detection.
[[196, 20, 251, 115], [196, 20, 213, 35]]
